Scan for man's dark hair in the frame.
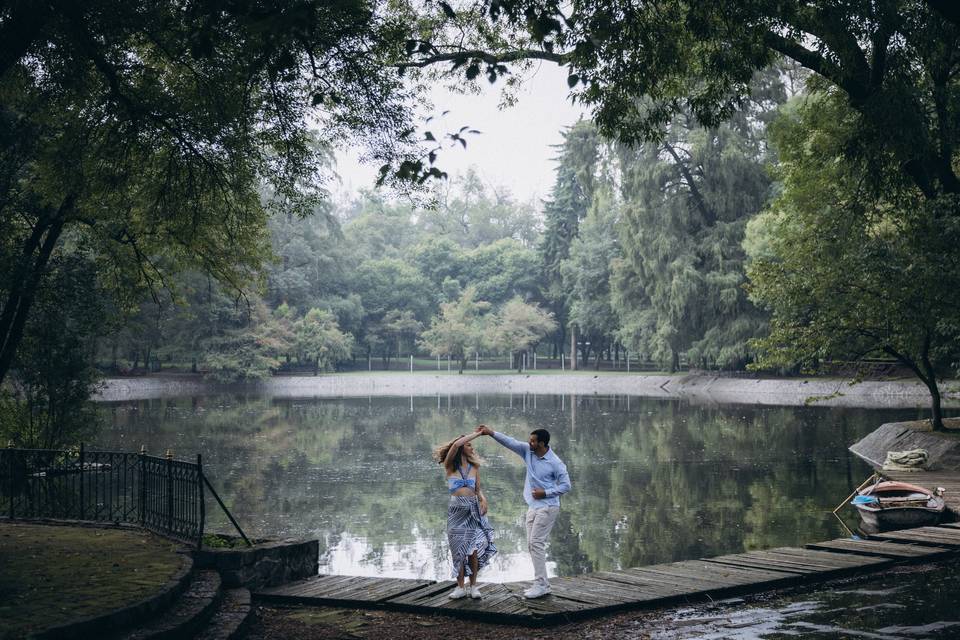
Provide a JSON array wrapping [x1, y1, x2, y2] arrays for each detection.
[[530, 429, 550, 447]]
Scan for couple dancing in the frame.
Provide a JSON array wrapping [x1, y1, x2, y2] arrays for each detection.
[[432, 425, 572, 600]]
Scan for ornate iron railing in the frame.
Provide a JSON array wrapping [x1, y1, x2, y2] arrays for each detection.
[[0, 444, 208, 547]]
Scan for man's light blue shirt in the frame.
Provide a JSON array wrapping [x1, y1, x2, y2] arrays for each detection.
[[493, 431, 571, 508]]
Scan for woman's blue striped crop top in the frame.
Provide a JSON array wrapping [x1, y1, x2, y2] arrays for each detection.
[[448, 463, 476, 493]]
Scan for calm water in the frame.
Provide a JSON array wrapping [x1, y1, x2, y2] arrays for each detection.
[[93, 393, 936, 582]]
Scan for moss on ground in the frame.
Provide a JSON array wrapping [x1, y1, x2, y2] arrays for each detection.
[[0, 522, 184, 639]]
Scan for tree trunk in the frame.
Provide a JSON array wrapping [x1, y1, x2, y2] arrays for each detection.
[[920, 346, 945, 432], [670, 350, 679, 374], [569, 325, 577, 371], [925, 377, 944, 432], [0, 211, 68, 385], [459, 357, 466, 374]]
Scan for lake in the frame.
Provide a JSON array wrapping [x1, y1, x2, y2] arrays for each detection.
[[93, 392, 934, 583]]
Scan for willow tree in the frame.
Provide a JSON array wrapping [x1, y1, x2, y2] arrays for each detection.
[[0, 1, 414, 386], [611, 71, 783, 371]]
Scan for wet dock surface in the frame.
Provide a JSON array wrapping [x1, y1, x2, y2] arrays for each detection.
[[254, 525, 960, 626]]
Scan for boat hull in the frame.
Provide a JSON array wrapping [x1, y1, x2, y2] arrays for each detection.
[[852, 480, 945, 533], [855, 503, 944, 533]]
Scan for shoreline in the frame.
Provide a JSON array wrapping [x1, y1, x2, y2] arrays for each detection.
[[95, 372, 960, 409]]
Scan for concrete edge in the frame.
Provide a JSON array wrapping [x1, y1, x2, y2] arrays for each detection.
[[95, 373, 960, 409]]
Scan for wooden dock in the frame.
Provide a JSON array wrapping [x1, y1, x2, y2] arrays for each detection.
[[254, 524, 960, 625]]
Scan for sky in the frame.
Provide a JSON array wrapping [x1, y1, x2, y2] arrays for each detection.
[[334, 62, 587, 206]]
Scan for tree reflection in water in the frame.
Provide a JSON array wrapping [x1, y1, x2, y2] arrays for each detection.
[[96, 394, 938, 581]]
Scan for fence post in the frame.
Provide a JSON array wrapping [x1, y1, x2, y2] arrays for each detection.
[[138, 445, 146, 525], [197, 454, 205, 550], [6, 440, 13, 519], [165, 449, 174, 536], [79, 443, 85, 521]]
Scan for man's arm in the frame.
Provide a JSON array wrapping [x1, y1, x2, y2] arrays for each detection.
[[476, 424, 526, 458], [546, 462, 571, 498]]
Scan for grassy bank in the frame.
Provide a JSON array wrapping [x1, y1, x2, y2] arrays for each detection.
[[0, 522, 185, 639]]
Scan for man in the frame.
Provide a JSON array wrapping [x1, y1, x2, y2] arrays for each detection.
[[475, 424, 571, 598]]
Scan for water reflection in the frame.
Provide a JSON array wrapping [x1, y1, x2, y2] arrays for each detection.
[[94, 394, 937, 581]]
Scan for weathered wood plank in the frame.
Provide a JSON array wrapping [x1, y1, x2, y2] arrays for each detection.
[[806, 538, 952, 559], [592, 570, 711, 596], [870, 526, 960, 547], [756, 548, 892, 569], [589, 572, 693, 598]]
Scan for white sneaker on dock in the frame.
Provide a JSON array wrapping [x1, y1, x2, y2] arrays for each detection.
[[523, 584, 551, 599], [448, 586, 468, 599], [470, 586, 482, 599]]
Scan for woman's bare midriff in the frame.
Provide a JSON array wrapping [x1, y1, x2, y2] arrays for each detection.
[[451, 487, 477, 497]]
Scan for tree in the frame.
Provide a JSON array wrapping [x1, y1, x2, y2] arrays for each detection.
[[561, 187, 621, 369], [352, 259, 434, 364], [403, 2, 960, 227], [0, 0, 414, 386], [419, 287, 491, 373], [294, 308, 354, 375], [538, 121, 602, 355], [612, 88, 778, 371], [463, 239, 542, 307], [200, 302, 288, 384], [486, 298, 557, 372], [746, 94, 960, 431], [1, 250, 105, 447]]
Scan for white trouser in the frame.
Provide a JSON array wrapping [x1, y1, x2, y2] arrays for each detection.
[[525, 506, 560, 587]]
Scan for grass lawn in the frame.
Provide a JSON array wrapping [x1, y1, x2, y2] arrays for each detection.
[[0, 522, 186, 639]]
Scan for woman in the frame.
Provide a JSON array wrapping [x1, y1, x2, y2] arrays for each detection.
[[433, 431, 497, 599]]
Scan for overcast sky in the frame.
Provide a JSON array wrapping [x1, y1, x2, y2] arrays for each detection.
[[334, 62, 586, 206]]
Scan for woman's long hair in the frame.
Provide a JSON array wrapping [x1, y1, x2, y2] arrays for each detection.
[[433, 435, 481, 472]]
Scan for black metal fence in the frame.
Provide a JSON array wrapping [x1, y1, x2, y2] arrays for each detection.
[[0, 445, 205, 547]]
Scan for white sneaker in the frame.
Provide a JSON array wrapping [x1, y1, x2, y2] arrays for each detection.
[[470, 586, 482, 599], [523, 584, 551, 599], [448, 586, 468, 600]]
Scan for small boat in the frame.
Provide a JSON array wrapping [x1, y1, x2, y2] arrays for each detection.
[[851, 480, 945, 533]]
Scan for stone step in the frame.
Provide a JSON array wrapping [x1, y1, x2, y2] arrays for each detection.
[[118, 570, 223, 640], [194, 588, 253, 640]]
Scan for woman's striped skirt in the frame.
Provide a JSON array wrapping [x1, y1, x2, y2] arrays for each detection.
[[447, 495, 497, 578]]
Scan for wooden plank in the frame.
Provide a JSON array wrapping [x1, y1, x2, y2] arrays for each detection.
[[870, 527, 960, 547], [806, 538, 952, 559], [323, 577, 430, 602], [757, 548, 891, 569], [555, 575, 650, 604], [385, 581, 458, 605], [628, 561, 795, 587], [706, 555, 817, 575], [592, 570, 711, 596], [259, 575, 352, 596], [590, 572, 694, 598], [629, 563, 783, 586]]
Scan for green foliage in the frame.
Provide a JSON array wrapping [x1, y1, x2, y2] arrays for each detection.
[[418, 287, 491, 372], [294, 309, 354, 374], [561, 187, 621, 367], [2, 251, 104, 448], [746, 93, 960, 428], [485, 298, 557, 371], [201, 302, 287, 384], [611, 69, 786, 371], [539, 121, 602, 347]]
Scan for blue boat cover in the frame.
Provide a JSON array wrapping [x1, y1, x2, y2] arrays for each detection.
[[852, 495, 879, 505]]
